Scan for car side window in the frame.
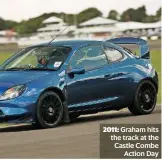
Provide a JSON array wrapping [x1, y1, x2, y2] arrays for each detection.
[[104, 46, 123, 62], [69, 45, 108, 71]]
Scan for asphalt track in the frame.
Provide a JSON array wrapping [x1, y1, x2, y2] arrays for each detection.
[[0, 105, 161, 158]]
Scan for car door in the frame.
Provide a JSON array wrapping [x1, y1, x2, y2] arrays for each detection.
[[65, 44, 114, 111], [102, 43, 136, 107]]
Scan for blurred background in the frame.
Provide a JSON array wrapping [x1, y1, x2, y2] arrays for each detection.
[[0, 0, 161, 47], [0, 0, 161, 103]]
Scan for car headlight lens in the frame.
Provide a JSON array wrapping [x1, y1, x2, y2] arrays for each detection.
[[0, 85, 26, 101]]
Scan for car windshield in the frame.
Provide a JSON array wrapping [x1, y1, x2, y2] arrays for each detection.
[[1, 46, 71, 71]]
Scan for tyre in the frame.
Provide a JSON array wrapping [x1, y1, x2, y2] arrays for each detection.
[[34, 91, 64, 129], [128, 80, 157, 115]]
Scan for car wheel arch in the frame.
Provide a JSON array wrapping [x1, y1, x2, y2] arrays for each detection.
[[32, 87, 70, 126], [38, 87, 66, 103], [130, 77, 158, 106], [139, 78, 158, 93], [128, 78, 157, 115]]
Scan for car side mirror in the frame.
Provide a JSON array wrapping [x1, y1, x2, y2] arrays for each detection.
[[68, 68, 85, 76]]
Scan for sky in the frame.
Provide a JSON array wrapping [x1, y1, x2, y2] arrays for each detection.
[[0, 0, 161, 22]]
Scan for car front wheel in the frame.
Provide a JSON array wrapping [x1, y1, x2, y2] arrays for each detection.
[[34, 91, 64, 129], [128, 80, 157, 115]]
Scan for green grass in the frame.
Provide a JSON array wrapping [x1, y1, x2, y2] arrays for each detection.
[[0, 50, 161, 103], [0, 52, 13, 63], [0, 123, 8, 127], [151, 50, 161, 104]]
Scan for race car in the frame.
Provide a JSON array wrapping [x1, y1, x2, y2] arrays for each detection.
[[0, 37, 158, 128]]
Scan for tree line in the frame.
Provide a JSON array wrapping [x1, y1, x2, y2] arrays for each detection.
[[0, 6, 161, 35]]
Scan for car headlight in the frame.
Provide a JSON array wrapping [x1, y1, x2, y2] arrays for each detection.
[[0, 85, 26, 101]]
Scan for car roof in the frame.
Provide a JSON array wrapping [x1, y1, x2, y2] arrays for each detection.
[[33, 40, 103, 49]]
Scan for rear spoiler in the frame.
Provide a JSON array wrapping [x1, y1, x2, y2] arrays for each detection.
[[106, 37, 150, 59]]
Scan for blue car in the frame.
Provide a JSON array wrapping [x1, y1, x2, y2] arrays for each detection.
[[0, 37, 158, 128]]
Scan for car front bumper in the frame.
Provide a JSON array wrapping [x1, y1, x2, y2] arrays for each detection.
[[0, 96, 37, 124]]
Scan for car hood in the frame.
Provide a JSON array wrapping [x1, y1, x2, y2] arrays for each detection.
[[0, 71, 50, 94]]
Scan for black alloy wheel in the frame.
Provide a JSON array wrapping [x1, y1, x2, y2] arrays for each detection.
[[128, 80, 157, 115], [34, 91, 64, 129]]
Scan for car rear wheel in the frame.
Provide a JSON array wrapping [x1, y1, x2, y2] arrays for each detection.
[[34, 91, 64, 129], [128, 80, 157, 115]]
